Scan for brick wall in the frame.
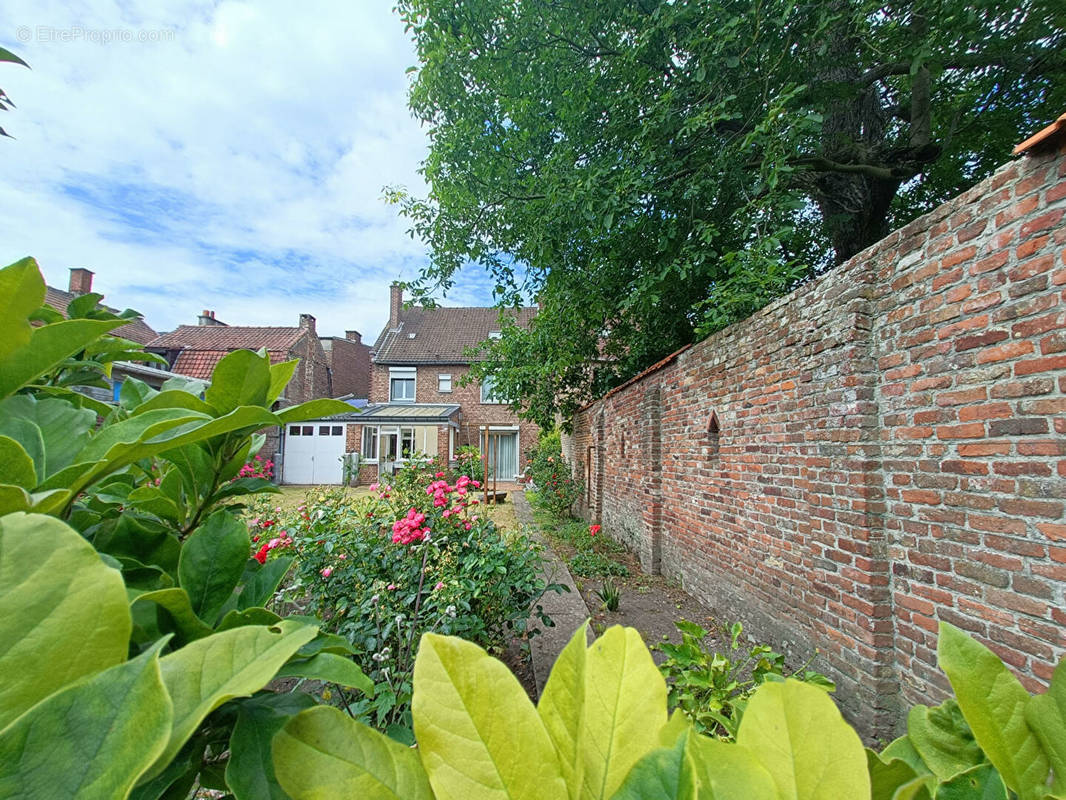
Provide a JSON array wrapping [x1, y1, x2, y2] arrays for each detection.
[[324, 335, 372, 398], [565, 142, 1066, 740], [370, 363, 539, 464]]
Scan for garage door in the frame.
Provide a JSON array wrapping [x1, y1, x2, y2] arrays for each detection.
[[283, 423, 346, 485]]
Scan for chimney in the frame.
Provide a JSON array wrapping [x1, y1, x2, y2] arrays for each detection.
[[299, 313, 317, 334], [345, 330, 362, 344], [198, 309, 220, 326], [68, 268, 94, 295], [389, 282, 403, 330]]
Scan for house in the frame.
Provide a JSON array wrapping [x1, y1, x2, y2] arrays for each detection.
[[340, 283, 538, 484], [44, 267, 193, 402], [147, 311, 369, 475]]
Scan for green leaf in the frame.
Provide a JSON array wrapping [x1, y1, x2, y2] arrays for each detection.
[[0, 394, 96, 481], [0, 512, 130, 730], [0, 46, 30, 67], [538, 622, 589, 799], [217, 607, 283, 631], [735, 678, 870, 799], [0, 643, 172, 799], [867, 748, 924, 800], [609, 728, 697, 800], [908, 700, 983, 782], [205, 349, 272, 414], [239, 556, 294, 610], [687, 734, 778, 800], [1025, 661, 1066, 796], [882, 735, 932, 776], [226, 692, 316, 800], [148, 620, 317, 777], [267, 359, 298, 405], [938, 623, 1049, 800], [0, 435, 35, 489], [934, 763, 1008, 800], [276, 653, 375, 696], [178, 510, 250, 624], [274, 705, 434, 800], [131, 588, 215, 643], [0, 257, 45, 362], [275, 398, 355, 424], [413, 632, 568, 800], [0, 317, 129, 398]]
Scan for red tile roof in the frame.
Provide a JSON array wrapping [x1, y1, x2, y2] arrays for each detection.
[[1013, 112, 1066, 155], [44, 286, 159, 345], [148, 325, 305, 352], [372, 306, 537, 364], [171, 348, 294, 380]]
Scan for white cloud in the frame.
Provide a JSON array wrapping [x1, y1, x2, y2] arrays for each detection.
[[0, 0, 476, 339]]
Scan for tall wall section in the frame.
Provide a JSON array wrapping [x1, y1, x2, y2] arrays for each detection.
[[564, 140, 1066, 740]]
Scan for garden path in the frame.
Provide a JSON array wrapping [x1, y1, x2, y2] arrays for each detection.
[[514, 491, 592, 694]]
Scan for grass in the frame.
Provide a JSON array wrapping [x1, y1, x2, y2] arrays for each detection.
[[528, 501, 628, 578]]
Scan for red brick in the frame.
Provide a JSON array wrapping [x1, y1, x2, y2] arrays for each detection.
[[936, 423, 985, 439], [1037, 523, 1066, 542], [958, 403, 1012, 422], [976, 340, 1034, 363], [1014, 355, 1066, 376], [1020, 208, 1065, 239], [937, 387, 987, 406], [958, 441, 1012, 456]]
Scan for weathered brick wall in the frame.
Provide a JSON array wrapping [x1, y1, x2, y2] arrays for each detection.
[[325, 336, 372, 398], [566, 143, 1066, 740]]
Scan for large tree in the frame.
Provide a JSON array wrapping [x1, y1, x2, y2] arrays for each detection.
[[393, 0, 1066, 426]]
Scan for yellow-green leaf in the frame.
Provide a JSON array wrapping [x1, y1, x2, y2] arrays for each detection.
[[0, 257, 45, 363], [736, 679, 870, 799], [938, 623, 1049, 800], [0, 512, 130, 730], [688, 734, 779, 800], [0, 435, 36, 489], [413, 632, 567, 800], [274, 705, 433, 800], [1025, 661, 1066, 796], [538, 622, 590, 799]]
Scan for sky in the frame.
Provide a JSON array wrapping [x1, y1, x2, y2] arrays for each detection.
[[0, 0, 503, 340]]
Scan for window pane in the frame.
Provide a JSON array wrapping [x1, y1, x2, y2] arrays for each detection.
[[481, 376, 500, 403], [401, 427, 416, 456], [391, 377, 415, 402], [319, 426, 330, 435], [438, 374, 452, 392], [362, 427, 378, 459], [332, 426, 342, 436], [289, 426, 301, 436], [302, 426, 313, 436]]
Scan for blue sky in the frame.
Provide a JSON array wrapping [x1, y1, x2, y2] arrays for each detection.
[[0, 0, 505, 339]]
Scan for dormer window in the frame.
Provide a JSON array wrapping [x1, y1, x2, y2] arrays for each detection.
[[488, 330, 502, 340]]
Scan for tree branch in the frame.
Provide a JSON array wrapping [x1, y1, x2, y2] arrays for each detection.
[[860, 50, 1066, 85]]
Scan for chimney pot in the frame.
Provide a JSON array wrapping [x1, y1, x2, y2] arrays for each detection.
[[299, 313, 316, 333], [68, 268, 94, 295], [389, 282, 403, 330], [198, 310, 222, 326]]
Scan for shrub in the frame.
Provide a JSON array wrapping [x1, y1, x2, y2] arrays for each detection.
[[271, 621, 1066, 800], [286, 463, 559, 734], [526, 431, 583, 517], [0, 257, 364, 798], [656, 619, 834, 741]]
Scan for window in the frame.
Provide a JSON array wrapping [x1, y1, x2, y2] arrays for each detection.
[[438, 373, 452, 393], [401, 427, 416, 457], [488, 330, 502, 340], [289, 425, 302, 436], [481, 375, 503, 404], [361, 426, 378, 461], [389, 368, 416, 403], [332, 425, 342, 436], [707, 411, 721, 459], [302, 426, 313, 436], [319, 426, 330, 436]]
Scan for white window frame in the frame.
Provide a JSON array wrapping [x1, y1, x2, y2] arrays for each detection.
[[438, 373, 452, 393], [389, 367, 416, 403], [361, 426, 379, 462], [481, 374, 504, 404]]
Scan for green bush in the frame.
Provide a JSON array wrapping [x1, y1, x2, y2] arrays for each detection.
[[656, 619, 834, 741], [0, 257, 364, 798], [285, 462, 560, 735], [526, 431, 583, 517], [271, 620, 1066, 800]]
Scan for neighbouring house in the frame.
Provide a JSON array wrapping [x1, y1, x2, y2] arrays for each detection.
[[320, 330, 372, 401], [147, 311, 361, 471], [339, 283, 539, 485], [44, 267, 193, 402]]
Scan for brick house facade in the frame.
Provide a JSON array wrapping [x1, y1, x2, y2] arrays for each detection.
[[349, 285, 539, 484], [563, 126, 1066, 740], [321, 331, 372, 400]]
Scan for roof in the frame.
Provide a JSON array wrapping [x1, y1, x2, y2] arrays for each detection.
[[44, 286, 159, 345], [168, 349, 295, 380], [147, 325, 310, 380], [295, 403, 461, 424], [372, 306, 537, 364], [1013, 112, 1066, 155]]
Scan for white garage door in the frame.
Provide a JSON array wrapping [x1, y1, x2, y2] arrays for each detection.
[[283, 423, 346, 485]]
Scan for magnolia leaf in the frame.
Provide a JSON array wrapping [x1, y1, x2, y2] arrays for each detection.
[[226, 692, 317, 800], [413, 632, 568, 800], [274, 705, 433, 800], [687, 734, 778, 800], [267, 359, 298, 405], [934, 763, 1008, 800], [609, 728, 696, 800], [238, 555, 293, 610], [0, 394, 96, 481], [0, 435, 35, 489], [938, 623, 1049, 800], [0, 643, 172, 800], [216, 607, 283, 631], [867, 748, 924, 800], [205, 349, 272, 414], [882, 735, 932, 776], [1025, 661, 1066, 796], [118, 376, 158, 409], [132, 389, 215, 416], [131, 588, 215, 643], [0, 317, 129, 399], [177, 510, 250, 625], [0, 512, 131, 730], [0, 257, 45, 362], [908, 700, 983, 781], [275, 398, 355, 424], [147, 620, 318, 778], [0, 484, 32, 514], [736, 678, 870, 799], [538, 621, 590, 799], [276, 653, 375, 696]]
